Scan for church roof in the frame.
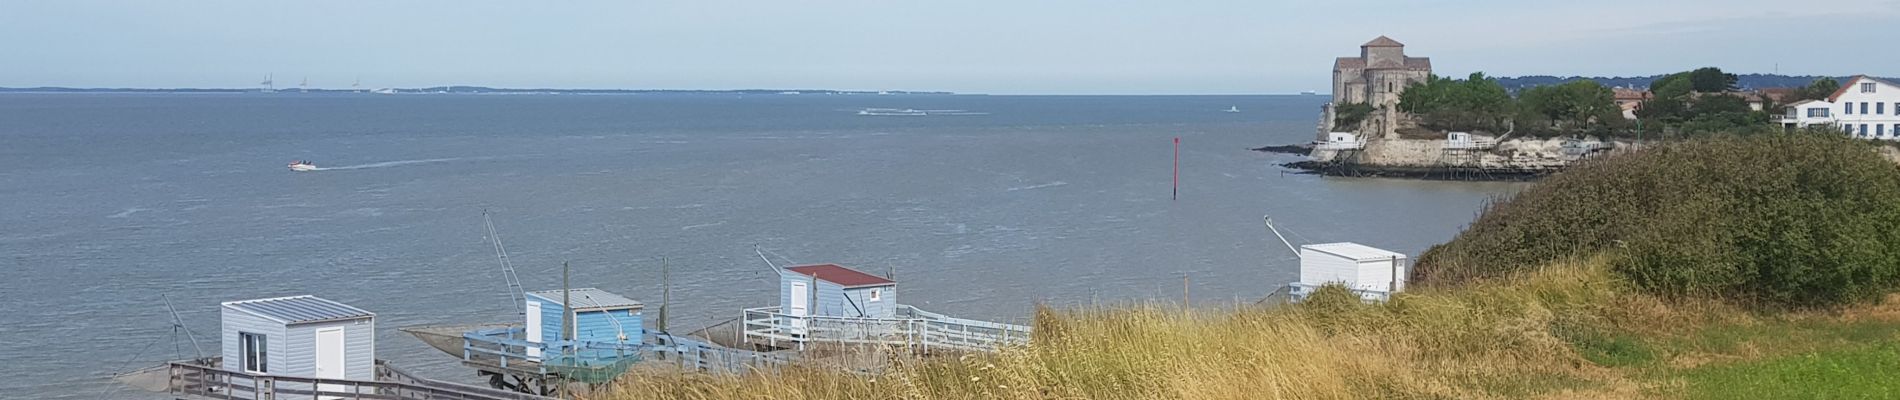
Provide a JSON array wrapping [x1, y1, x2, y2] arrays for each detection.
[[1336, 57, 1431, 71], [1362, 36, 1405, 47]]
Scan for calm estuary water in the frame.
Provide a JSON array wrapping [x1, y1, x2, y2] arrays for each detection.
[[0, 93, 1522, 398]]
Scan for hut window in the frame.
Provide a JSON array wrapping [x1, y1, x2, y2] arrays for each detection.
[[869, 288, 882, 302], [240, 332, 268, 373]]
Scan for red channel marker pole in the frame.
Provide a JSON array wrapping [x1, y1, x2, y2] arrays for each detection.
[[1173, 137, 1180, 201]]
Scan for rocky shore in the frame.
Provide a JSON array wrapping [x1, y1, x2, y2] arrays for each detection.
[[1265, 135, 1635, 181]]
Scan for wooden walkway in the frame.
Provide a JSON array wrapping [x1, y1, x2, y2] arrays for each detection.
[[166, 359, 554, 400]]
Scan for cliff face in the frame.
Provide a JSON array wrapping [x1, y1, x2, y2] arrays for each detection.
[[1309, 135, 1633, 170]]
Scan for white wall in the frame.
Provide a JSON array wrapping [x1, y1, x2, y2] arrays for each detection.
[[1298, 249, 1359, 287], [1355, 258, 1407, 293]]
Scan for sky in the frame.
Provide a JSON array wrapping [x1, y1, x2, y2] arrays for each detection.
[[2, 0, 1897, 95]]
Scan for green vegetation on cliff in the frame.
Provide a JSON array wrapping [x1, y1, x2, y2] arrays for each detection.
[[1415, 134, 1900, 307], [1398, 72, 1625, 137]]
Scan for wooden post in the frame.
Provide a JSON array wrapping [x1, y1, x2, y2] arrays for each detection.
[[1173, 137, 1180, 200], [660, 257, 670, 333], [561, 261, 571, 400], [1389, 255, 1399, 294]]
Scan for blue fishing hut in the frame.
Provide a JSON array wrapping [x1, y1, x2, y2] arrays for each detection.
[[522, 288, 645, 361], [220, 296, 377, 380], [779, 264, 897, 319]]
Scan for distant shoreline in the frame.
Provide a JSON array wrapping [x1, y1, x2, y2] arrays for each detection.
[[0, 87, 957, 96]]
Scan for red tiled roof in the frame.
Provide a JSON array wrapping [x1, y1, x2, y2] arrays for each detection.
[[1362, 36, 1405, 47], [785, 264, 895, 288], [1612, 88, 1651, 101]]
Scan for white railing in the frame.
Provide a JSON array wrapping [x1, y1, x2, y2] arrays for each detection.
[[742, 305, 1031, 352], [1287, 283, 1393, 303], [1444, 138, 1497, 150]]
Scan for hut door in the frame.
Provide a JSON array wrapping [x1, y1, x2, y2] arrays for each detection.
[[525, 300, 543, 360], [315, 327, 346, 399], [789, 282, 810, 333]]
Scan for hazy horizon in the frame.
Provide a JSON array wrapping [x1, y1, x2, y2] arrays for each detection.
[[4, 0, 1897, 95]]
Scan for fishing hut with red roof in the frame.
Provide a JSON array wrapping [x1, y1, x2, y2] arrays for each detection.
[[743, 262, 1029, 352]]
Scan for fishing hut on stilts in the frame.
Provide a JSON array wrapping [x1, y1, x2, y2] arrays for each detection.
[[1262, 215, 1410, 303], [742, 249, 1031, 360], [127, 295, 556, 400], [402, 213, 790, 397], [1436, 131, 1500, 180]]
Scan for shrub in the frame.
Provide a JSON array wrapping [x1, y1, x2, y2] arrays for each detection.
[[1414, 134, 1900, 307], [1333, 102, 1374, 131]]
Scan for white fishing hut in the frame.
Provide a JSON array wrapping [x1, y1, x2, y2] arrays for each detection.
[[220, 296, 377, 380], [1265, 217, 1409, 302], [1314, 132, 1365, 150]]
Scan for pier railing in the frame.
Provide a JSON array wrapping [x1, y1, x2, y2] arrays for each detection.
[[742, 304, 1031, 352], [460, 326, 644, 378], [1314, 140, 1367, 151], [1287, 283, 1393, 302], [647, 333, 795, 374], [166, 359, 553, 400], [1444, 138, 1497, 150]]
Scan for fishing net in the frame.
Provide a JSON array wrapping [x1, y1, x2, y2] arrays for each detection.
[[544, 354, 642, 384]]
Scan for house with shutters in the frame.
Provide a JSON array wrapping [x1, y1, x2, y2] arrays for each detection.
[[1774, 75, 1900, 140]]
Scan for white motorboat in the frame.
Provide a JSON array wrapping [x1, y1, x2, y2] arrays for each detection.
[[288, 160, 317, 172], [857, 108, 928, 116], [1225, 106, 1241, 113]]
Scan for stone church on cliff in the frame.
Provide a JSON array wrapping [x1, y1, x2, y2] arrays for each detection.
[[1322, 36, 1432, 139]]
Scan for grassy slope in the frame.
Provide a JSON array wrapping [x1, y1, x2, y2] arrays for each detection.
[[599, 260, 1900, 399]]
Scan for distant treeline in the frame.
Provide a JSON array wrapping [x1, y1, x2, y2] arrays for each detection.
[[1493, 74, 1886, 91], [0, 86, 956, 95]]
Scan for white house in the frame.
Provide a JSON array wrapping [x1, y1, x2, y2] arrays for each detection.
[[1776, 75, 1900, 140]]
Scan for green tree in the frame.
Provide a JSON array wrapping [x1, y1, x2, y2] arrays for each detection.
[[1517, 80, 1621, 136], [1792, 77, 1842, 102], [1687, 67, 1739, 92], [1398, 72, 1514, 132]]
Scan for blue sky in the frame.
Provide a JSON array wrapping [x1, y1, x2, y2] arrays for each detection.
[[2, 0, 1895, 94]]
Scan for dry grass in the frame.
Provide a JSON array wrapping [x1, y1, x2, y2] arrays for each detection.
[[597, 260, 1899, 400]]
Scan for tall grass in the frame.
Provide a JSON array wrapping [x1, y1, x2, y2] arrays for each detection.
[[603, 260, 1674, 400], [600, 258, 1900, 399]]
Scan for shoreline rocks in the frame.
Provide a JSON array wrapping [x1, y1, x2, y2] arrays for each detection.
[[1249, 144, 1312, 155]]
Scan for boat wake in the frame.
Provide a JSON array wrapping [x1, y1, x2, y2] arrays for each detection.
[[854, 108, 990, 116], [1007, 181, 1069, 191], [311, 157, 464, 171]]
